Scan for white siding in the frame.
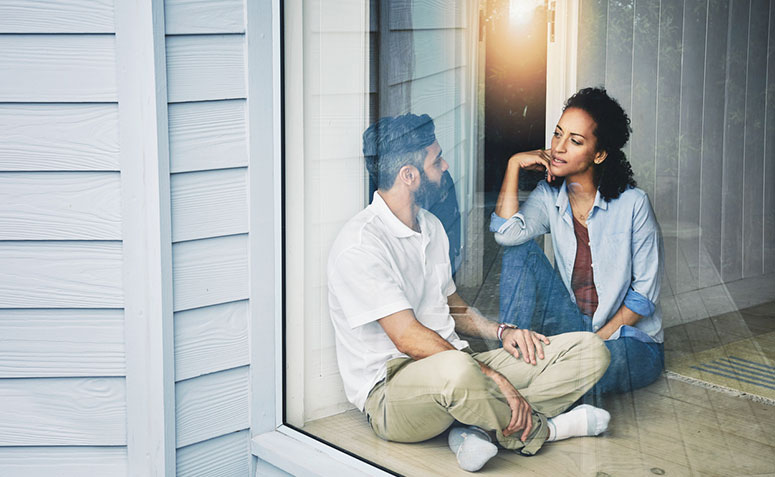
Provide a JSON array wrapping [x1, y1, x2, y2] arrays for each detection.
[[0, 447, 127, 477], [164, 1, 252, 472], [0, 104, 119, 171], [0, 377, 126, 446], [0, 1, 125, 470]]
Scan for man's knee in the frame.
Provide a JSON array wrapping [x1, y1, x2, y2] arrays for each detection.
[[558, 331, 610, 375], [581, 331, 610, 377], [431, 350, 484, 389]]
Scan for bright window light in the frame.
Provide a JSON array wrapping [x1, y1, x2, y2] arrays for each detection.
[[509, 0, 543, 26]]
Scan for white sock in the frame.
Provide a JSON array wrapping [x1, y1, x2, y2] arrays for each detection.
[[546, 404, 610, 442], [447, 426, 498, 472]]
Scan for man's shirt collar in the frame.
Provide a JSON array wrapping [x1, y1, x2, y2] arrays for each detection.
[[371, 191, 421, 238]]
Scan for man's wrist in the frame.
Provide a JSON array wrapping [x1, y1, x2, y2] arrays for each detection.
[[497, 323, 518, 341]]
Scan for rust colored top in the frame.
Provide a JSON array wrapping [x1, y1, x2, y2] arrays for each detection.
[[571, 215, 598, 317]]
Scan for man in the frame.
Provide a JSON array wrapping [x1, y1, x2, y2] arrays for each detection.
[[328, 113, 611, 472]]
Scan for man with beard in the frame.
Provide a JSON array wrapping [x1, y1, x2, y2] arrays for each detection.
[[327, 113, 612, 472]]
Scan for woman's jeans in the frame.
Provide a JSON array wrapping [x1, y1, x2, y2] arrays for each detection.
[[499, 240, 664, 397]]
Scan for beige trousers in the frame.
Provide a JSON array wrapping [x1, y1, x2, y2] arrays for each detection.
[[363, 331, 610, 455]]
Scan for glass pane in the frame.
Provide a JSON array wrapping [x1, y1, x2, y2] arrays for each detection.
[[283, 0, 775, 475]]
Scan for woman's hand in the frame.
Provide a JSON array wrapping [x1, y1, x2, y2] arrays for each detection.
[[502, 328, 550, 365], [508, 149, 554, 182]]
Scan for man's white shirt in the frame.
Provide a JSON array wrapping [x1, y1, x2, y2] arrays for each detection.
[[327, 191, 468, 410]]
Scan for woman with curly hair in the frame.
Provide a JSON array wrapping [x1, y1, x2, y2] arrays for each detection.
[[490, 87, 664, 396]]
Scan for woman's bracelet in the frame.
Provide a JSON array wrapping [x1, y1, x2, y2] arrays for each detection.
[[497, 323, 518, 342]]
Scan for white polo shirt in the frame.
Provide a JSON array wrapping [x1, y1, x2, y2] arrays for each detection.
[[327, 191, 468, 410]]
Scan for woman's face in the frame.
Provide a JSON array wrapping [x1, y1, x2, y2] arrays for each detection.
[[549, 107, 606, 180]]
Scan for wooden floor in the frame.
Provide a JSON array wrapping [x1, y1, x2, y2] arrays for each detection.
[[301, 374, 775, 476]]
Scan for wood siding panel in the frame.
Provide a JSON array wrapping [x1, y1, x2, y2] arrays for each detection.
[[175, 366, 249, 448], [176, 430, 249, 477], [0, 377, 126, 445], [0, 241, 122, 308], [577, 0, 608, 87], [765, 1, 775, 273], [171, 168, 248, 243], [676, 0, 708, 292], [172, 234, 248, 312], [654, 0, 684, 294], [630, 0, 660, 199], [389, 0, 464, 30], [0, 104, 119, 171], [0, 0, 113, 33], [388, 29, 465, 85], [405, 67, 464, 122], [174, 300, 249, 382], [699, 0, 730, 287], [168, 100, 248, 173], [721, 0, 750, 282], [165, 0, 244, 35], [0, 309, 124, 378], [0, 35, 116, 102], [0, 172, 121, 240], [742, 0, 768, 277], [0, 447, 127, 477], [166, 35, 246, 103]]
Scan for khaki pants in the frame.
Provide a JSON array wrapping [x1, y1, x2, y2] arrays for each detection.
[[363, 331, 610, 455]]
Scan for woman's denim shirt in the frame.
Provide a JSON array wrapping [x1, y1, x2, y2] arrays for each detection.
[[490, 180, 664, 343]]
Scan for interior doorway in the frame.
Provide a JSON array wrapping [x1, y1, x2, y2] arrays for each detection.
[[482, 0, 548, 203]]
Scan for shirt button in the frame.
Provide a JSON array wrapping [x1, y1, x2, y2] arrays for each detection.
[[588, 242, 591, 246], [590, 263, 594, 268]]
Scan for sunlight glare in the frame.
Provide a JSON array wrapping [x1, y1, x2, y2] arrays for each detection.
[[509, 0, 543, 26]]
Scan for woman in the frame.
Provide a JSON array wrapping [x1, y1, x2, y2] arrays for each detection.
[[490, 87, 664, 396]]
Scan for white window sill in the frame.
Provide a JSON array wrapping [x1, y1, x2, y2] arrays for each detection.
[[252, 426, 394, 476]]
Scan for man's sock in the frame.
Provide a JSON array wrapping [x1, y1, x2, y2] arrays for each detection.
[[546, 404, 610, 442], [447, 426, 498, 472]]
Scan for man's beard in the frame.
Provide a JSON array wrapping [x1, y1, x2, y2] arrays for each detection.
[[414, 170, 443, 209]]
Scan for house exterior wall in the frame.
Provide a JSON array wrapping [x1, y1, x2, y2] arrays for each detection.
[[164, 1, 252, 474], [0, 1, 128, 474], [578, 0, 775, 327], [0, 0, 257, 475]]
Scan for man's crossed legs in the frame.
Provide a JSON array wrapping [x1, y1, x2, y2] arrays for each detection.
[[364, 331, 610, 467]]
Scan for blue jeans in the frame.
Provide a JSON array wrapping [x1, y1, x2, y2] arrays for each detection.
[[499, 240, 664, 396]]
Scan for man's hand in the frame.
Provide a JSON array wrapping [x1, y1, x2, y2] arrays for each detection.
[[502, 328, 550, 365], [490, 371, 534, 441]]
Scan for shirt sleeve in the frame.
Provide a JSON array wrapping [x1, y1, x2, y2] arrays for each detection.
[[628, 192, 662, 315], [328, 245, 413, 329], [491, 181, 551, 246]]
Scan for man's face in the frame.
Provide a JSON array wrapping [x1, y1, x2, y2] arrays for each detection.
[[422, 141, 448, 185], [414, 140, 448, 208]]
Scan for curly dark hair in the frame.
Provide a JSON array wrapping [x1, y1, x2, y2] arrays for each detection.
[[548, 87, 636, 201]]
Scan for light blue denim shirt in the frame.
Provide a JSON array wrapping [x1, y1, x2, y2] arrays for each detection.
[[490, 180, 664, 343]]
